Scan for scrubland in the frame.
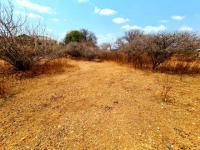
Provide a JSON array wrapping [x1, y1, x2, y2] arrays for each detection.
[[0, 1, 200, 149], [0, 58, 200, 149]]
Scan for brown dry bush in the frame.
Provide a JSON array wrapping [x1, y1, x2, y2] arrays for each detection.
[[0, 1, 59, 71], [156, 75, 175, 104], [100, 50, 200, 74], [16, 58, 73, 78], [66, 42, 97, 60], [99, 50, 164, 70], [98, 30, 200, 74], [0, 1, 35, 70], [98, 51, 125, 63]]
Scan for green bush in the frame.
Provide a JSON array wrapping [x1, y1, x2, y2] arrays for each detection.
[[64, 31, 85, 44]]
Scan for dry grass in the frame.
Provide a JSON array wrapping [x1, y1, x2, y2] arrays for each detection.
[[156, 75, 175, 103], [0, 76, 16, 103], [0, 61, 12, 99], [99, 51, 200, 74], [158, 58, 200, 74], [6, 58, 74, 79], [0, 58, 74, 100], [0, 78, 9, 98], [0, 59, 200, 149], [29, 58, 73, 76]]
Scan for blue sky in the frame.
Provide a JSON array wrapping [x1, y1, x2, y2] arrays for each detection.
[[10, 0, 200, 44]]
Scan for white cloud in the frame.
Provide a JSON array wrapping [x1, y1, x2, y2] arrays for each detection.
[[112, 17, 129, 24], [179, 26, 193, 32], [26, 12, 43, 19], [160, 20, 169, 23], [144, 25, 166, 33], [15, 11, 43, 19], [122, 24, 167, 34], [77, 0, 89, 3], [171, 15, 185, 21], [122, 25, 142, 30], [52, 18, 60, 22], [94, 7, 117, 16], [16, 0, 53, 14]]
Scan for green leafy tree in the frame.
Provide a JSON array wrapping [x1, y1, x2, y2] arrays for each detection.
[[64, 29, 97, 47], [64, 30, 85, 44]]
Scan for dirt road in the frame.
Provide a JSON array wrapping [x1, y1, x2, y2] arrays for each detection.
[[0, 59, 200, 149]]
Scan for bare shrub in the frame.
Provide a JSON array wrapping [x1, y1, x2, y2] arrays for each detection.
[[66, 42, 97, 60], [0, 1, 52, 71], [161, 84, 173, 103], [119, 31, 175, 70], [66, 43, 82, 57], [80, 29, 97, 47], [173, 32, 200, 52], [113, 31, 161, 69], [157, 75, 175, 103], [100, 30, 200, 74], [147, 33, 175, 69]]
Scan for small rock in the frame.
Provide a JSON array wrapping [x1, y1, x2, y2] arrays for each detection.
[[156, 127, 160, 132], [166, 143, 173, 149]]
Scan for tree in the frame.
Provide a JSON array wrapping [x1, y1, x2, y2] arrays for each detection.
[[64, 29, 97, 47], [147, 33, 175, 69], [80, 29, 97, 47], [115, 38, 126, 50], [64, 30, 85, 44], [0, 1, 35, 70], [123, 30, 144, 44], [148, 32, 200, 69], [115, 30, 174, 69], [173, 32, 200, 53]]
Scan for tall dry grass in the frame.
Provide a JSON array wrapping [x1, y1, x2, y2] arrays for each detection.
[[98, 51, 200, 74], [158, 57, 200, 74], [0, 60, 12, 98], [14, 58, 74, 79], [0, 78, 9, 98]]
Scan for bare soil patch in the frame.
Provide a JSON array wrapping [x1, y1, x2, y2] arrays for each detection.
[[0, 59, 200, 149]]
